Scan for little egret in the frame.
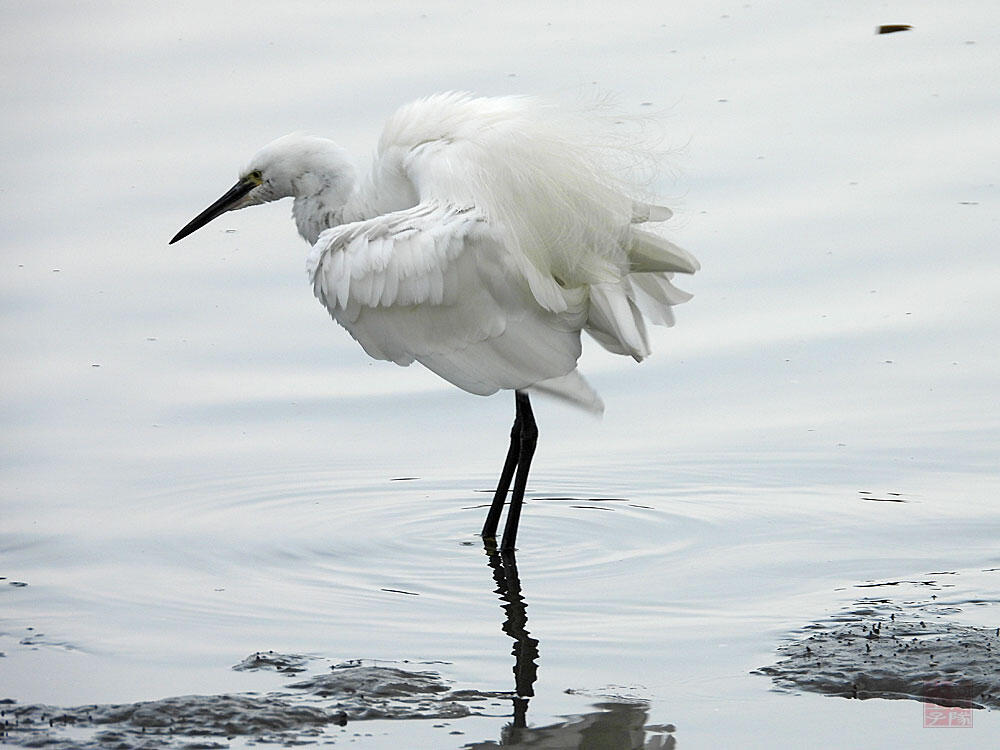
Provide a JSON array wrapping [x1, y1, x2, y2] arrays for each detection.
[[170, 92, 699, 550]]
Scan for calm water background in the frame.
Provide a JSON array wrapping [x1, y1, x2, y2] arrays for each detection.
[[2, 1, 999, 747]]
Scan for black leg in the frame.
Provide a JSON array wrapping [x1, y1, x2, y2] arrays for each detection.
[[501, 392, 537, 551], [482, 397, 522, 540]]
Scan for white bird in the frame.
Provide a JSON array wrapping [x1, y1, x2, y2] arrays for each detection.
[[170, 92, 699, 550]]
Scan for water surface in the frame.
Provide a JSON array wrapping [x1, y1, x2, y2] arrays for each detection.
[[2, 2, 999, 747]]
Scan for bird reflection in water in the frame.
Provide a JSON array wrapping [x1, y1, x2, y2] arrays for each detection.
[[478, 541, 676, 749], [483, 540, 539, 737]]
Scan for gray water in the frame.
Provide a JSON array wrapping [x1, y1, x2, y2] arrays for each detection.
[[2, 1, 999, 747]]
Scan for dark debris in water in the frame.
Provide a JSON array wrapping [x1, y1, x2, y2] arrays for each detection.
[[858, 490, 907, 503], [855, 579, 944, 588], [754, 576, 1000, 709], [381, 587, 420, 596], [232, 650, 310, 674], [17, 629, 81, 652], [877, 24, 912, 34], [0, 664, 510, 749]]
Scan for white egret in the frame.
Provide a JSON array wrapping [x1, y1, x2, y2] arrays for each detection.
[[170, 92, 699, 550]]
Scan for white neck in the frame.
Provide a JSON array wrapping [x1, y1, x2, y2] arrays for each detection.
[[293, 190, 352, 245]]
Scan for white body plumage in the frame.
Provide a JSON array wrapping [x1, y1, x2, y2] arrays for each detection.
[[174, 92, 699, 413]]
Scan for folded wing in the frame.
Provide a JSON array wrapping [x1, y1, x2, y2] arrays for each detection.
[[306, 201, 602, 410]]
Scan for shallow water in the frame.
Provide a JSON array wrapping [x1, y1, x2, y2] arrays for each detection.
[[2, 1, 1000, 748]]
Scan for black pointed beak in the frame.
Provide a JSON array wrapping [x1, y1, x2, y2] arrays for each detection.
[[169, 178, 258, 244]]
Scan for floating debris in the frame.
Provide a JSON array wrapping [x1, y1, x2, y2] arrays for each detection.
[[232, 650, 311, 674], [877, 24, 912, 35]]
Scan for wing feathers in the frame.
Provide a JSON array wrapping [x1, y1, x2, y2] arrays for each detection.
[[305, 94, 700, 411], [308, 202, 593, 406]]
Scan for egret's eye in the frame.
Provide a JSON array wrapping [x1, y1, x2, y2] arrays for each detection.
[[248, 169, 264, 185]]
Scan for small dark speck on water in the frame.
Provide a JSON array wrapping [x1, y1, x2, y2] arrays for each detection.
[[381, 588, 420, 596], [390, 477, 420, 482], [877, 24, 912, 34]]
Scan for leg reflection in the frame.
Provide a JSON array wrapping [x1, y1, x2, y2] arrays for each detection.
[[477, 542, 676, 749], [483, 539, 539, 734]]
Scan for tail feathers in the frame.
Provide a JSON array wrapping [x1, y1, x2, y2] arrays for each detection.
[[527, 370, 604, 414], [631, 201, 673, 223], [629, 230, 700, 274], [586, 282, 650, 361], [630, 273, 693, 326]]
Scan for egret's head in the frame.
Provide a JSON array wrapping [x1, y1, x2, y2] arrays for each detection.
[[170, 134, 354, 244]]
